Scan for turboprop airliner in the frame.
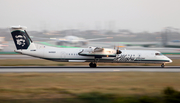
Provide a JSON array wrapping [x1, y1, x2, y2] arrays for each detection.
[[50, 35, 112, 46], [10, 26, 172, 68]]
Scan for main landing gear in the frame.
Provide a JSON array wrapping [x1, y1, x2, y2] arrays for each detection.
[[161, 63, 165, 68], [89, 62, 97, 68], [89, 58, 99, 68]]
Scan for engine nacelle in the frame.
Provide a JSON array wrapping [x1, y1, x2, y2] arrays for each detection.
[[85, 46, 104, 52]]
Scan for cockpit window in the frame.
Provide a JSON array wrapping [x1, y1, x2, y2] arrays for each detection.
[[155, 53, 163, 56]]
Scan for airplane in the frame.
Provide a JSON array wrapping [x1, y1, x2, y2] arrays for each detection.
[[31, 35, 112, 47], [52, 36, 112, 46], [9, 26, 172, 68]]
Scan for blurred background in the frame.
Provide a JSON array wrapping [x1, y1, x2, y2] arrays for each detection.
[[0, 0, 180, 54], [0, 0, 180, 55], [0, 0, 180, 52]]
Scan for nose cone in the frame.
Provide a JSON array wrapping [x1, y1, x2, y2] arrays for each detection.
[[169, 59, 173, 63], [166, 56, 172, 63], [164, 56, 172, 63]]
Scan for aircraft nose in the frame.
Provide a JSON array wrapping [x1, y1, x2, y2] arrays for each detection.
[[169, 59, 173, 63], [164, 56, 172, 63], [166, 56, 172, 63]]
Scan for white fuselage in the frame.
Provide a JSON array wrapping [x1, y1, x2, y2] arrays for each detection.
[[15, 44, 172, 64]]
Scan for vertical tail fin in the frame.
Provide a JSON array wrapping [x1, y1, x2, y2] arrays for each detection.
[[10, 26, 36, 50]]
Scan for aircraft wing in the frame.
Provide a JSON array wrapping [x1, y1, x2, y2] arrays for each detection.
[[78, 47, 116, 57], [79, 47, 104, 53], [49, 37, 113, 42], [30, 36, 67, 41], [87, 37, 113, 41], [49, 38, 67, 41], [40, 37, 67, 41], [118, 42, 158, 47]]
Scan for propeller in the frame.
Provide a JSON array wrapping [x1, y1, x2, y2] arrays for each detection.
[[114, 44, 122, 54]]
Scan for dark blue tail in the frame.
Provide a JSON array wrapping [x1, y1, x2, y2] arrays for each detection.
[[10, 26, 34, 50]]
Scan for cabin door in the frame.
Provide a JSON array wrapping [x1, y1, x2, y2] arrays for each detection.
[[138, 54, 141, 61]]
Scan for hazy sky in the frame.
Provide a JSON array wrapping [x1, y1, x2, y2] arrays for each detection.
[[0, 0, 180, 32]]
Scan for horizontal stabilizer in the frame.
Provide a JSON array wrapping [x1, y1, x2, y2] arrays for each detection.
[[10, 26, 27, 32], [10, 26, 36, 50]]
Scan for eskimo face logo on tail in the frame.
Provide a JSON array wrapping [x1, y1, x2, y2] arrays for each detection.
[[11, 31, 30, 50], [15, 35, 26, 47]]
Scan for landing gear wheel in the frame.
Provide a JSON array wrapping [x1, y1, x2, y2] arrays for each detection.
[[161, 63, 165, 68], [92, 63, 97, 68], [89, 62, 97, 68], [89, 62, 93, 67]]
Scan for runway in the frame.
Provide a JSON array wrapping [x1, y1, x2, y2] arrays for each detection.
[[0, 66, 180, 73]]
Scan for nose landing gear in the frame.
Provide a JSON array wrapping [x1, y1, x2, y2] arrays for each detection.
[[161, 63, 165, 68]]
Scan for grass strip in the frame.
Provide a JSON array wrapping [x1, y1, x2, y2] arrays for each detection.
[[0, 72, 180, 99]]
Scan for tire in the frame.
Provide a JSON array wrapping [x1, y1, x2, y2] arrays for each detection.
[[89, 62, 93, 67], [93, 63, 97, 68], [161, 64, 165, 68]]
